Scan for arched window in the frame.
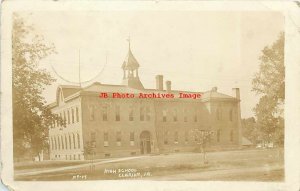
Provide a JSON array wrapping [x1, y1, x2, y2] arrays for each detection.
[[77, 134, 80, 149], [73, 134, 76, 149], [65, 135, 68, 150]]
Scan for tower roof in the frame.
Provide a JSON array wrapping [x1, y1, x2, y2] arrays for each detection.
[[122, 48, 140, 70]]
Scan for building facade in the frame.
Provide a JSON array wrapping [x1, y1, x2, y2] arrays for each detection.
[[48, 46, 242, 160]]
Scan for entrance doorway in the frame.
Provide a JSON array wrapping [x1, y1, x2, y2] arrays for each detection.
[[140, 131, 151, 154]]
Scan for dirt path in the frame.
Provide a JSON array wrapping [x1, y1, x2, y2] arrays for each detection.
[[15, 156, 146, 177]]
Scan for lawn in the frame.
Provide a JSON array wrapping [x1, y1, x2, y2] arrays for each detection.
[[14, 148, 284, 181]]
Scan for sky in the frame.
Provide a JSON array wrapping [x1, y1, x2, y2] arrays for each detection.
[[19, 11, 284, 118]]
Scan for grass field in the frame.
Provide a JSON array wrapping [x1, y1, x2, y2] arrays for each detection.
[[14, 148, 284, 181]]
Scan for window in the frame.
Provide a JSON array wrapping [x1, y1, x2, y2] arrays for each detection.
[[130, 132, 135, 146], [217, 130, 221, 142], [65, 135, 68, 150], [185, 131, 189, 143], [77, 134, 80, 149], [89, 106, 94, 121], [57, 136, 61, 150], [216, 107, 222, 120], [115, 105, 120, 121], [67, 110, 70, 124], [116, 131, 121, 142], [116, 131, 121, 146], [50, 137, 54, 150], [69, 134, 72, 149], [184, 109, 188, 122], [164, 131, 168, 145], [174, 131, 178, 143], [91, 132, 96, 142], [102, 105, 108, 121], [104, 132, 109, 147], [129, 105, 134, 121], [230, 130, 234, 142], [76, 107, 79, 122], [72, 108, 75, 123], [162, 109, 167, 122], [146, 106, 151, 121], [54, 137, 57, 150], [73, 134, 76, 149], [61, 136, 64, 150], [130, 132, 134, 141], [59, 113, 62, 126], [229, 109, 233, 121], [140, 106, 145, 121], [173, 109, 177, 122], [63, 111, 66, 125], [60, 90, 63, 102]]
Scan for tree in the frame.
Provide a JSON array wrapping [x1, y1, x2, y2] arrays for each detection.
[[242, 117, 261, 144], [252, 32, 284, 146], [191, 129, 214, 164], [12, 14, 60, 161]]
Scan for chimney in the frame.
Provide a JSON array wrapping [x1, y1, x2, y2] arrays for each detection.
[[166, 81, 171, 93], [156, 75, 163, 90], [232, 88, 240, 100]]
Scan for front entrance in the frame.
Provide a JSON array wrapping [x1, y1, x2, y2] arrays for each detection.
[[140, 131, 151, 154]]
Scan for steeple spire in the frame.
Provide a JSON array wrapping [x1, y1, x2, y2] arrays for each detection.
[[121, 37, 144, 90]]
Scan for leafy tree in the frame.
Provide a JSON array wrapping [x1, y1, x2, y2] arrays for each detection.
[[252, 32, 284, 146], [242, 117, 261, 144], [12, 14, 60, 161]]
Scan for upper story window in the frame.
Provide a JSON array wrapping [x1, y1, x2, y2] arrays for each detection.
[[63, 111, 66, 125], [129, 105, 134, 121], [173, 109, 177, 122], [88, 106, 94, 121], [77, 133, 81, 149], [146, 106, 151, 121], [230, 130, 234, 142], [229, 109, 233, 121], [194, 109, 197, 122], [140, 106, 145, 121], [67, 110, 70, 124], [184, 109, 188, 122], [216, 108, 222, 120], [60, 91, 63, 102], [115, 105, 120, 121], [102, 105, 108, 121], [76, 107, 79, 122], [162, 109, 167, 122]]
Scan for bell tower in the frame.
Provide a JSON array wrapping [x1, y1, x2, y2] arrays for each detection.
[[121, 38, 144, 89]]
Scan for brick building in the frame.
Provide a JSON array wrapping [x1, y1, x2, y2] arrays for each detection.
[[48, 45, 242, 160]]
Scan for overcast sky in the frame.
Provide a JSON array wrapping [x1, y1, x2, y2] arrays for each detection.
[[20, 11, 284, 118]]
